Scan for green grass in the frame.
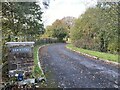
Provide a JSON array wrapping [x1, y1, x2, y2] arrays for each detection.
[[66, 44, 118, 63], [33, 44, 45, 78]]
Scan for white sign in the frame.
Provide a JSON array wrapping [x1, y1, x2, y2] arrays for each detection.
[[12, 47, 31, 53]]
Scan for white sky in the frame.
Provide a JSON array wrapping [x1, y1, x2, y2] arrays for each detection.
[[39, 0, 97, 27]]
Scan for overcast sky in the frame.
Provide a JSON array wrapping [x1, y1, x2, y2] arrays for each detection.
[[39, 0, 97, 27]]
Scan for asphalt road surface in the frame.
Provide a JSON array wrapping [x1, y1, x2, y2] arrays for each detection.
[[39, 43, 119, 88]]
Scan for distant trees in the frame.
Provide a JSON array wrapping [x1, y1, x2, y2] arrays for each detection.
[[51, 19, 68, 41], [44, 19, 67, 42], [44, 17, 75, 42], [70, 2, 119, 54]]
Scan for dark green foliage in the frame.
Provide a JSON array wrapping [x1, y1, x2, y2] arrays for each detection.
[[52, 28, 67, 42], [2, 2, 44, 42], [44, 19, 68, 42], [1, 2, 44, 81], [70, 2, 118, 54]]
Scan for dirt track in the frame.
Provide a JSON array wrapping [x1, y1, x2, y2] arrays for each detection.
[[39, 43, 119, 88]]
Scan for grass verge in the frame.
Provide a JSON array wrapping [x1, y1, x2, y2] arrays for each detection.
[[33, 44, 44, 78], [66, 44, 118, 63]]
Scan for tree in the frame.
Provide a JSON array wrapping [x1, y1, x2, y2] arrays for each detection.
[[51, 19, 67, 41], [44, 17, 75, 42], [44, 19, 68, 42], [2, 2, 44, 42], [1, 2, 45, 81], [70, 2, 119, 54]]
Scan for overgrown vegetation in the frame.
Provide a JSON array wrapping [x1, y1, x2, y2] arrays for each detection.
[[70, 2, 119, 54], [1, 2, 45, 81], [67, 44, 118, 62]]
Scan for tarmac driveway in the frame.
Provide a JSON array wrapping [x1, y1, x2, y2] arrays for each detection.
[[39, 43, 119, 88]]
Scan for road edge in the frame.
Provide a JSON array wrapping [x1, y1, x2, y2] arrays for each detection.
[[37, 44, 51, 80], [66, 45, 120, 67]]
